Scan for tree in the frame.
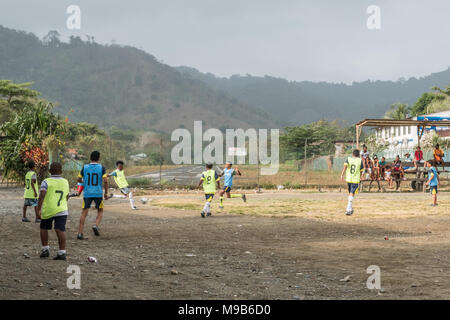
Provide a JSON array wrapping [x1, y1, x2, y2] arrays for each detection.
[[384, 103, 410, 120], [0, 80, 39, 123], [42, 30, 61, 47], [0, 100, 64, 182]]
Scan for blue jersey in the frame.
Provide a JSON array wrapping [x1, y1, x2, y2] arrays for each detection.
[[223, 168, 236, 187], [79, 163, 106, 198], [429, 167, 438, 187]]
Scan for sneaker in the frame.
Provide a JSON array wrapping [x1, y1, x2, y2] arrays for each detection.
[[430, 204, 438, 207], [22, 217, 31, 222], [345, 210, 354, 216], [206, 212, 211, 217], [200, 211, 205, 218], [242, 194, 247, 203], [53, 253, 66, 261], [40, 249, 50, 258], [219, 205, 224, 209], [92, 225, 100, 236], [35, 218, 41, 223], [77, 233, 85, 240], [132, 206, 137, 210]]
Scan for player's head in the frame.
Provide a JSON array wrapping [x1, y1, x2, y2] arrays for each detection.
[[426, 159, 435, 167], [352, 149, 360, 157], [205, 162, 213, 169], [27, 160, 35, 170], [435, 144, 440, 149], [90, 151, 100, 162], [416, 146, 421, 150], [362, 144, 367, 151], [225, 161, 232, 169], [49, 162, 62, 175], [116, 160, 124, 170]]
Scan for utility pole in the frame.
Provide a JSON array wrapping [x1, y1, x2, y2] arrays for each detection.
[[304, 138, 308, 185]]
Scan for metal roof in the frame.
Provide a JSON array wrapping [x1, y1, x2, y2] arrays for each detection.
[[355, 119, 450, 127]]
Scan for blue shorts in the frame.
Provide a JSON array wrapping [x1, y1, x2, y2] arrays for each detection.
[[430, 186, 438, 195], [223, 186, 232, 192], [205, 194, 214, 201], [347, 183, 359, 194], [82, 197, 104, 209], [40, 215, 67, 231], [24, 198, 38, 207]]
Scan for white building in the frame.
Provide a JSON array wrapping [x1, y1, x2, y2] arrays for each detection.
[[375, 111, 450, 153]]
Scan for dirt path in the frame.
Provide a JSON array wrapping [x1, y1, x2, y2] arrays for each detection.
[[1, 188, 450, 299]]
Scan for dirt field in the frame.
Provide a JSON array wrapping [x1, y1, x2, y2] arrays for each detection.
[[1, 187, 450, 300]]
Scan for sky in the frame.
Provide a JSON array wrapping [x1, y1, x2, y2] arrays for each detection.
[[1, 0, 449, 83]]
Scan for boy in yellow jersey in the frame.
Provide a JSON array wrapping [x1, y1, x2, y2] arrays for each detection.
[[23, 161, 40, 223], [108, 160, 137, 210], [36, 162, 70, 260], [197, 163, 220, 218], [341, 149, 364, 216]]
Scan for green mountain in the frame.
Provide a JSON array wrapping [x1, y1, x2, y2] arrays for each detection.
[[0, 26, 277, 133], [175, 66, 450, 125]]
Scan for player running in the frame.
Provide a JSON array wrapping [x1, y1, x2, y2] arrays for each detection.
[[107, 161, 137, 210], [217, 162, 246, 208], [197, 163, 220, 218], [77, 151, 108, 240], [425, 160, 440, 207], [22, 161, 40, 223], [341, 149, 364, 216], [36, 162, 70, 260]]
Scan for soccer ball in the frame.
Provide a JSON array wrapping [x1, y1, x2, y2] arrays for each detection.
[[140, 198, 148, 205]]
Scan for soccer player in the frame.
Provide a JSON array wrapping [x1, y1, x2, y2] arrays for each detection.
[[23, 161, 40, 223], [425, 160, 440, 207], [36, 162, 70, 260], [341, 149, 364, 216], [197, 163, 220, 218], [77, 151, 108, 240], [218, 162, 246, 208], [107, 160, 137, 210]]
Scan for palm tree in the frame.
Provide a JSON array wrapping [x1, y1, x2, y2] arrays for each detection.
[[384, 103, 411, 120]]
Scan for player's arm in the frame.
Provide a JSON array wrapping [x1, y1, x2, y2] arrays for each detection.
[[198, 174, 204, 188], [215, 173, 220, 190], [426, 172, 434, 185], [102, 166, 108, 199], [36, 188, 47, 220], [340, 163, 347, 182], [31, 177, 38, 198], [235, 168, 242, 176]]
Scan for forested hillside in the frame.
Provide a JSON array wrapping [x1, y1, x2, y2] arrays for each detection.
[[0, 26, 276, 133]]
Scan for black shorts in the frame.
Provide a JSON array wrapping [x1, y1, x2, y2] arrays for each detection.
[[40, 215, 67, 231], [82, 197, 104, 209], [205, 194, 214, 201]]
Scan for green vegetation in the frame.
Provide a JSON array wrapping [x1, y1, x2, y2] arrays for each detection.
[[280, 120, 355, 160]]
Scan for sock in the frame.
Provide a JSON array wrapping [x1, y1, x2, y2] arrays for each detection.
[[220, 197, 224, 206], [111, 194, 126, 198], [58, 250, 66, 255], [346, 196, 354, 212], [203, 201, 211, 213], [230, 194, 242, 198], [129, 192, 136, 208], [42, 245, 49, 251]]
